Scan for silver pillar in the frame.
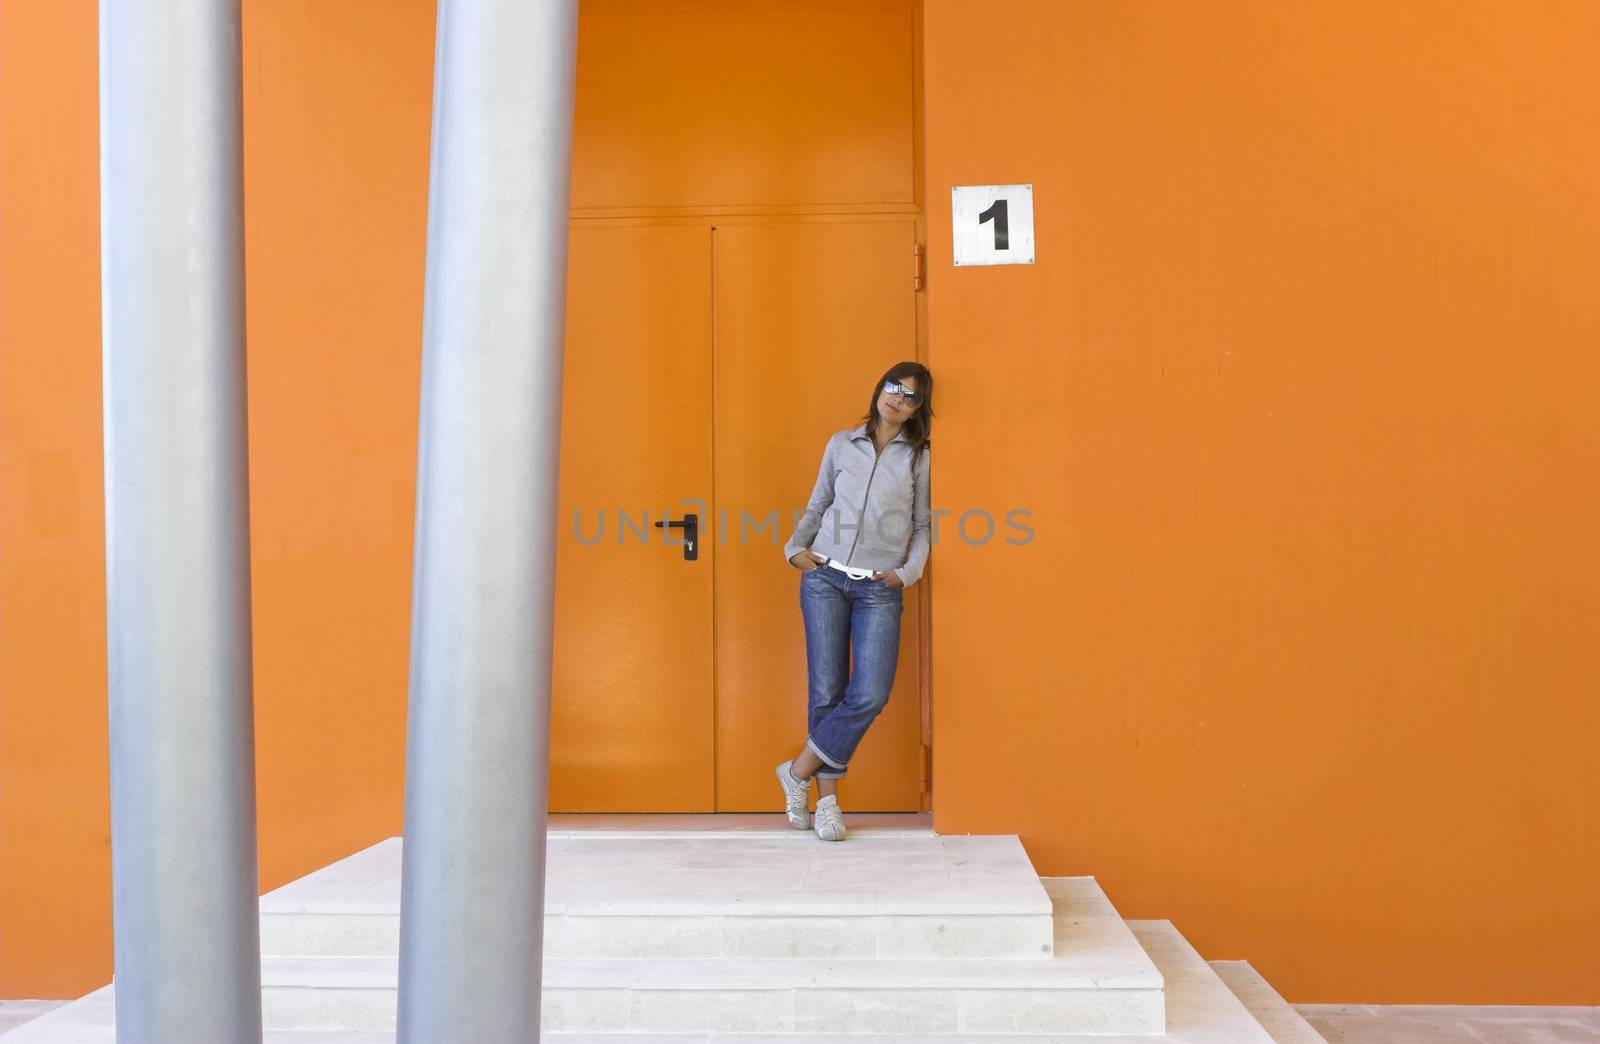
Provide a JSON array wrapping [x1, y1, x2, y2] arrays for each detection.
[[99, 2, 261, 1042], [397, 2, 579, 1040]]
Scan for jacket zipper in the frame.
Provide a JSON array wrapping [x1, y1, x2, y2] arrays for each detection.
[[843, 448, 883, 566]]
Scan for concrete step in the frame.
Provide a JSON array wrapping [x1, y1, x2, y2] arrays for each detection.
[[1209, 961, 1327, 1042], [257, 877, 1163, 1035], [0, 911, 1282, 1041], [1119, 923, 1273, 1043], [0, 986, 387, 1043], [260, 833, 1056, 961], [11, 835, 1325, 1041], [540, 919, 1277, 1041]]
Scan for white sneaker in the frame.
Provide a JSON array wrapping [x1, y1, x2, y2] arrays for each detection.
[[814, 795, 846, 842], [775, 760, 812, 830]]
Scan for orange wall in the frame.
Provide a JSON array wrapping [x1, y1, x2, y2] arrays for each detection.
[[1, 0, 438, 998], [5, 0, 1597, 1005], [0, 0, 107, 1000], [0, 0, 919, 998], [239, 0, 435, 978], [924, 0, 1599, 1004]]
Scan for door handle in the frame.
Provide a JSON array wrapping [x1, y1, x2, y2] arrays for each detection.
[[653, 513, 699, 561]]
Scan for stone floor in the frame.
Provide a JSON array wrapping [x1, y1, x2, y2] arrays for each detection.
[[0, 1007, 57, 1037], [544, 812, 933, 833], [9, 998, 1600, 1040], [1296, 1004, 1600, 1042]]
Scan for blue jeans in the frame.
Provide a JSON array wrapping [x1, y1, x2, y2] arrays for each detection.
[[799, 566, 904, 780]]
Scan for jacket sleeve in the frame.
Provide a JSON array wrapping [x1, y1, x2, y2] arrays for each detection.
[[892, 445, 932, 588], [782, 434, 837, 565]]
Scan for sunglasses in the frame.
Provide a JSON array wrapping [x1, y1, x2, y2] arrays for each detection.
[[882, 380, 922, 406]]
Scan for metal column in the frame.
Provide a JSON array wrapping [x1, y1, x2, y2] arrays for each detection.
[[99, 2, 262, 1041], [397, 2, 580, 1040]]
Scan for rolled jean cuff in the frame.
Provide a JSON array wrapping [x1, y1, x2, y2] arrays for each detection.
[[806, 734, 847, 775]]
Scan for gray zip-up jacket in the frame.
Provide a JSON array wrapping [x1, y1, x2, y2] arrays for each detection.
[[782, 424, 932, 588]]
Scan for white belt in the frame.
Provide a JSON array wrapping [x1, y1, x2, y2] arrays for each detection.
[[817, 556, 876, 581]]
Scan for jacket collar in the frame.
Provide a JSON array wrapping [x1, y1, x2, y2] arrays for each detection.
[[851, 424, 908, 446]]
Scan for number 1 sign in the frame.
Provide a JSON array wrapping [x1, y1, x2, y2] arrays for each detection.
[[951, 184, 1035, 267]]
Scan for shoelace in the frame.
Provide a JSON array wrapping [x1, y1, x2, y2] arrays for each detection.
[[816, 801, 844, 833], [783, 770, 810, 815]]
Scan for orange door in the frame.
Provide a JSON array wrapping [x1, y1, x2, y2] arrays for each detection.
[[550, 225, 716, 811], [712, 220, 925, 812], [550, 219, 924, 813]]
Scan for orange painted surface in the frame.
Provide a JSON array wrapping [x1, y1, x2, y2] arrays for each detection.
[[8, 0, 1594, 1006], [553, 225, 718, 810], [551, 218, 926, 813], [0, 0, 917, 994], [0, 0, 109, 999], [240, 1, 435, 970], [923, 0, 1600, 1004], [712, 219, 924, 812], [573, 0, 914, 210]]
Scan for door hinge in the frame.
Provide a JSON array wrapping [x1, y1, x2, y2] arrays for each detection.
[[913, 244, 926, 292], [920, 743, 933, 793]]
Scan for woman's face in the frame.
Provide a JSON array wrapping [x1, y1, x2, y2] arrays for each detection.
[[876, 376, 920, 425]]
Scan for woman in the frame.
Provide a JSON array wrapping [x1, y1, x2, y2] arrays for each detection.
[[776, 361, 933, 841]]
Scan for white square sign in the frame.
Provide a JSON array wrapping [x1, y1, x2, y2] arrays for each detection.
[[952, 184, 1035, 266]]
